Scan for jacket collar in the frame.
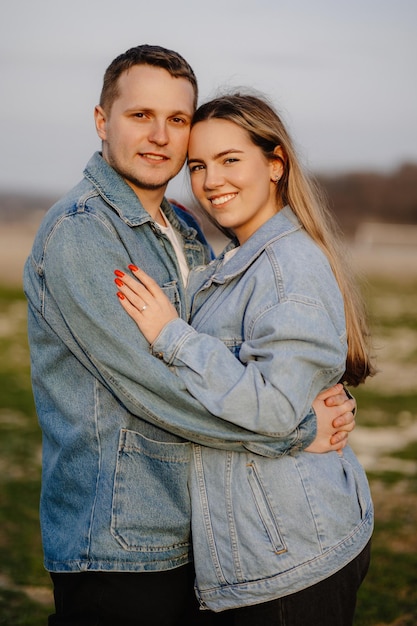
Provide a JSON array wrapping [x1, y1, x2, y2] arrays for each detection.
[[211, 206, 302, 283], [83, 152, 194, 237]]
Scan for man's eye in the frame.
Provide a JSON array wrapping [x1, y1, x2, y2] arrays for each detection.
[[134, 112, 145, 119], [171, 117, 186, 124], [225, 158, 238, 164]]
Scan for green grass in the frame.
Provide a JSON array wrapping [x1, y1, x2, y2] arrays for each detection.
[[391, 440, 417, 461], [352, 278, 417, 624], [350, 389, 417, 426], [0, 589, 52, 626], [1, 278, 416, 625], [355, 495, 417, 624], [355, 548, 417, 626], [0, 286, 53, 622]]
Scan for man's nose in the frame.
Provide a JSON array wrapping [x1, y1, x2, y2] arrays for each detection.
[[148, 120, 169, 146]]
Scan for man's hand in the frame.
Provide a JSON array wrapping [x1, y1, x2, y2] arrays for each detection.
[[306, 384, 356, 453]]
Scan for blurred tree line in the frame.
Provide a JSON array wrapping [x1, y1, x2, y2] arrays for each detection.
[[318, 162, 417, 236], [1, 163, 417, 238]]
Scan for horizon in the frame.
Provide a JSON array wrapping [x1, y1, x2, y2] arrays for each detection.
[[1, 160, 416, 206]]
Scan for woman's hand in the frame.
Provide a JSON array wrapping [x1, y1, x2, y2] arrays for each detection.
[[115, 265, 179, 344], [306, 384, 356, 454]]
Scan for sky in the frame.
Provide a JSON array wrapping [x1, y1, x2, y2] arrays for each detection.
[[1, 0, 416, 203]]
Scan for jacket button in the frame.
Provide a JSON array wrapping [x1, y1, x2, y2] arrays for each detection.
[[154, 351, 164, 359]]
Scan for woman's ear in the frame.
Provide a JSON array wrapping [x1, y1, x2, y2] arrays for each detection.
[[270, 145, 286, 182]]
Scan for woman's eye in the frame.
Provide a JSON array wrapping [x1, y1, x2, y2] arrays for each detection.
[[225, 158, 238, 164], [189, 164, 204, 173]]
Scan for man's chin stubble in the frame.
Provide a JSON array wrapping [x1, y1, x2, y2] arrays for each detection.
[[124, 173, 171, 192]]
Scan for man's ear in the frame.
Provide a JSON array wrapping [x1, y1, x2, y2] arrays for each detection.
[[94, 105, 107, 141]]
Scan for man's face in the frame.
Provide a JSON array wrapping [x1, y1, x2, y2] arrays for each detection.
[[95, 64, 195, 196]]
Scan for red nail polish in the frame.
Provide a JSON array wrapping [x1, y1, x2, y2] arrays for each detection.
[[114, 269, 125, 277], [115, 278, 123, 287], [117, 292, 125, 300], [128, 264, 138, 272]]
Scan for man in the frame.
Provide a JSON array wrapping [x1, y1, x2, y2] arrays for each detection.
[[24, 45, 355, 625]]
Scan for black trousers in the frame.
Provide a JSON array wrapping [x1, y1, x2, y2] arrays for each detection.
[[49, 541, 370, 626], [49, 563, 214, 626], [221, 540, 371, 626]]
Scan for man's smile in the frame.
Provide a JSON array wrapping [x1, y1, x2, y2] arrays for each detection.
[[140, 152, 169, 162]]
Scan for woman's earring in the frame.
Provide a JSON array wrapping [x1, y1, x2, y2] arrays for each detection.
[[271, 175, 280, 183]]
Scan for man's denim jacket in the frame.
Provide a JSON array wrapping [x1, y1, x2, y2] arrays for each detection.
[[151, 207, 374, 609], [23, 153, 316, 573]]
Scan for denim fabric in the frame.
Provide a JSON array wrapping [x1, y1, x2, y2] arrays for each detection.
[[220, 541, 371, 625], [151, 207, 374, 609], [24, 155, 317, 573]]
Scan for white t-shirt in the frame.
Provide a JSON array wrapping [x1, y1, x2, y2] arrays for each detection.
[[223, 247, 239, 265], [157, 210, 190, 285]]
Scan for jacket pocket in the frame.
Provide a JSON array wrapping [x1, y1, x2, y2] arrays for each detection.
[[339, 449, 372, 522], [111, 429, 191, 552], [161, 282, 182, 318], [246, 461, 287, 554]]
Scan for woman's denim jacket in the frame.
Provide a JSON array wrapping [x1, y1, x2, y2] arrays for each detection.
[[151, 207, 374, 610], [23, 154, 317, 573]]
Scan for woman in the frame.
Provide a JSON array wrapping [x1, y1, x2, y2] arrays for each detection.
[[114, 93, 375, 625]]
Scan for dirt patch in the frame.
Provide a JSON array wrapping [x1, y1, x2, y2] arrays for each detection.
[[350, 244, 417, 281], [0, 573, 53, 607], [2, 218, 417, 288], [0, 223, 38, 287], [350, 421, 417, 473]]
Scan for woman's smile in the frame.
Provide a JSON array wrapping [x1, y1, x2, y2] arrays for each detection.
[[209, 193, 238, 207]]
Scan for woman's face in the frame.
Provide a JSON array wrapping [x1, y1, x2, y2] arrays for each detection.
[[188, 119, 283, 244]]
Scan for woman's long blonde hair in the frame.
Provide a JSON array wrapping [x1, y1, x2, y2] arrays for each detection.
[[191, 92, 375, 386]]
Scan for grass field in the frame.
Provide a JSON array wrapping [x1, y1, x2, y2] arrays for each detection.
[[0, 276, 416, 625]]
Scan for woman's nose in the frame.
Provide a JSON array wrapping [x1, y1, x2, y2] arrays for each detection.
[[203, 166, 224, 190]]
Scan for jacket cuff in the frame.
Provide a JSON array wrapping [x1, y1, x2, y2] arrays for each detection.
[[150, 318, 196, 364]]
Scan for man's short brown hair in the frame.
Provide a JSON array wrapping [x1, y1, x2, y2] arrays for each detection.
[[99, 44, 198, 112]]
